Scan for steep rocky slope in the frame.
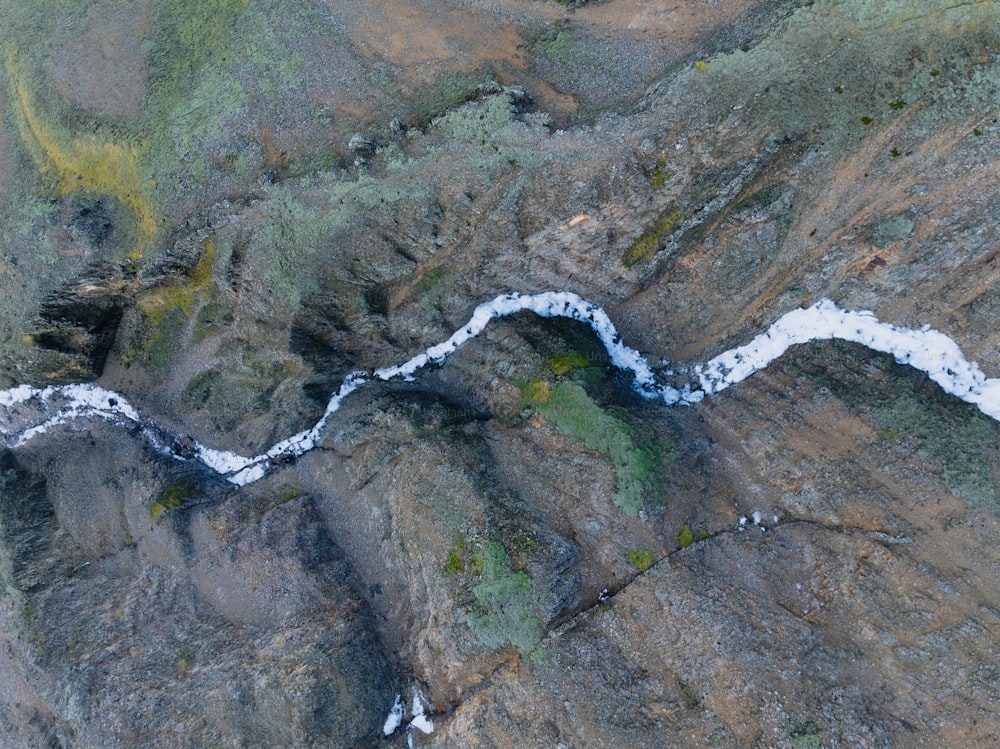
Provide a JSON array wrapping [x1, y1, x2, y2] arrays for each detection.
[[1, 1, 999, 747]]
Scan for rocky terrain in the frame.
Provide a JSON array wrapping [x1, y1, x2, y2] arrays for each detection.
[[1, 0, 1000, 746]]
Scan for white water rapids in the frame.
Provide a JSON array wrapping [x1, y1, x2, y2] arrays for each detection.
[[3, 291, 999, 486]]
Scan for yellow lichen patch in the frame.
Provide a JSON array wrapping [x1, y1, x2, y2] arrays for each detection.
[[137, 241, 215, 325], [677, 523, 694, 548], [542, 351, 590, 376], [6, 53, 158, 255], [623, 208, 685, 267], [525, 378, 551, 405], [649, 154, 669, 189], [189, 239, 215, 288]]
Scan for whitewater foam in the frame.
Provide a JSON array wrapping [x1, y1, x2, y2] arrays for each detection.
[[2, 292, 998, 486]]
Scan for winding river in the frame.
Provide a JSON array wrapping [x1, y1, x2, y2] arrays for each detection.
[[3, 291, 999, 486]]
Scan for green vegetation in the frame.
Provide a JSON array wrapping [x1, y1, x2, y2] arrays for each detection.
[[649, 154, 670, 189], [874, 381, 995, 505], [366, 62, 398, 97], [432, 86, 525, 171], [466, 542, 544, 656], [808, 341, 998, 507], [193, 300, 233, 344], [175, 643, 196, 675], [868, 214, 914, 248], [446, 551, 465, 575], [542, 350, 591, 376], [159, 480, 196, 508], [445, 536, 467, 574], [143, 0, 251, 114], [514, 535, 539, 554], [150, 479, 197, 520], [520, 379, 670, 516], [417, 266, 447, 313], [627, 548, 657, 572], [416, 266, 445, 293], [687, 0, 1000, 154], [531, 28, 585, 67], [140, 0, 307, 203], [468, 551, 485, 576], [677, 523, 694, 548], [4, 52, 158, 257], [138, 242, 215, 326], [784, 721, 822, 749], [412, 73, 488, 125], [124, 241, 217, 369], [623, 208, 685, 267]]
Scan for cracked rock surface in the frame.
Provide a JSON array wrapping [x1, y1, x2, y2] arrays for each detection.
[[2, 1, 1000, 747]]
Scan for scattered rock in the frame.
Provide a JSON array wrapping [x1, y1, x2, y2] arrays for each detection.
[[348, 132, 376, 165]]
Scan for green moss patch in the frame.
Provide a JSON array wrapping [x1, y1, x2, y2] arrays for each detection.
[[445, 535, 468, 574], [873, 382, 995, 506], [649, 154, 670, 189], [542, 350, 591, 376], [127, 242, 216, 368], [677, 523, 694, 548], [530, 28, 586, 67], [412, 73, 488, 126], [521, 379, 671, 516], [627, 548, 657, 572], [784, 721, 823, 749], [150, 479, 198, 520], [623, 208, 684, 267], [806, 341, 998, 507], [417, 266, 447, 313], [467, 542, 544, 656]]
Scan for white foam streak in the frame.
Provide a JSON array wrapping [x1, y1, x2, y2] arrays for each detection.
[[1, 384, 144, 448], [409, 686, 434, 734], [382, 694, 404, 736], [696, 299, 1000, 418], [3, 293, 1000, 486], [0, 384, 40, 407], [195, 445, 256, 474]]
